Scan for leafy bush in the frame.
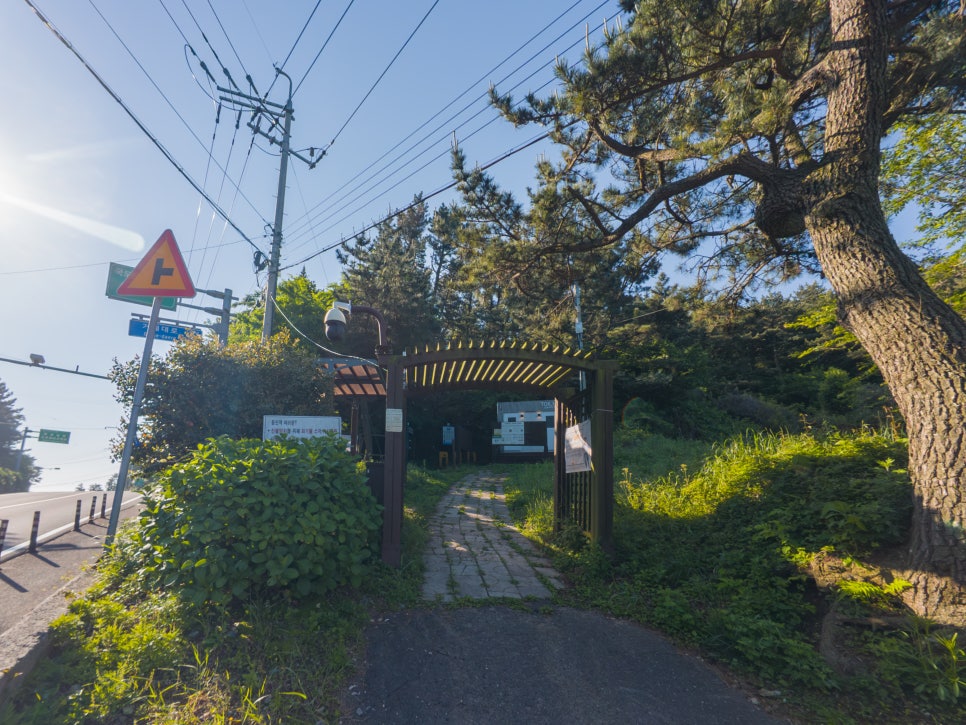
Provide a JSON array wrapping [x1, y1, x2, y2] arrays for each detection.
[[132, 435, 381, 607], [110, 331, 335, 473]]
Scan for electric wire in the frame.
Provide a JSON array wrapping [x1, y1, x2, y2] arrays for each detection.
[[319, 0, 441, 152], [284, 65, 562, 254], [281, 12, 610, 257], [21, 0, 266, 257], [270, 296, 381, 368], [281, 128, 554, 271], [285, 0, 600, 241], [88, 0, 269, 229], [240, 0, 273, 64], [292, 0, 357, 96], [176, 0, 242, 91], [282, 1, 611, 249], [205, 0, 260, 94], [195, 135, 261, 307], [277, 0, 323, 76], [288, 163, 331, 286]]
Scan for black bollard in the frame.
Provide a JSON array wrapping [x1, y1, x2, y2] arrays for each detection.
[[74, 500, 82, 531], [29, 511, 41, 553]]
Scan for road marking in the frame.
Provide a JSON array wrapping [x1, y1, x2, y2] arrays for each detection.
[[0, 493, 89, 512]]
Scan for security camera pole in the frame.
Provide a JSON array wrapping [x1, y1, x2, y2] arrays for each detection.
[[325, 301, 389, 355], [324, 301, 401, 564]]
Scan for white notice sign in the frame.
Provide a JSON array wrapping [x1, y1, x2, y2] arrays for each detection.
[[385, 408, 404, 433], [263, 415, 341, 441], [564, 420, 592, 473]]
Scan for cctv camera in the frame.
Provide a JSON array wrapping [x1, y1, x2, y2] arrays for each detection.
[[324, 307, 347, 342]]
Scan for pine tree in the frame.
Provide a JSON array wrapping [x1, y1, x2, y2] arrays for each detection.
[[336, 198, 440, 354], [0, 378, 36, 492], [488, 0, 966, 620]]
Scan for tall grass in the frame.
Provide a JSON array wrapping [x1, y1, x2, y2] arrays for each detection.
[[502, 427, 964, 722]]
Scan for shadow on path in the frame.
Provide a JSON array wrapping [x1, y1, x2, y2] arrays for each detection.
[[342, 471, 785, 724]]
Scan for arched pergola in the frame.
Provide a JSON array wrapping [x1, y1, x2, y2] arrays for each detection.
[[375, 340, 617, 566]]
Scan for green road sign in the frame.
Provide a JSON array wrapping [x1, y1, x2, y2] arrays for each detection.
[[106, 263, 177, 310], [38, 429, 70, 444]]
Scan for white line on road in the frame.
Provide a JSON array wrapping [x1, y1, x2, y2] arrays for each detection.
[[0, 493, 104, 512]]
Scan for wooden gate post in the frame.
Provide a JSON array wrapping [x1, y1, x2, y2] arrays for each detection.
[[591, 362, 616, 550], [381, 358, 406, 566]]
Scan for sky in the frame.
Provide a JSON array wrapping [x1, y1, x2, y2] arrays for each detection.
[[0, 0, 625, 491]]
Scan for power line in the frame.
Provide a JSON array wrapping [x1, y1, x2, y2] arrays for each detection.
[[22, 0, 265, 256], [88, 0, 270, 229], [204, 0, 260, 94], [240, 0, 273, 64], [282, 1, 611, 249], [281, 129, 554, 271], [320, 0, 441, 152], [277, 0, 323, 75], [175, 0, 243, 92], [293, 0, 358, 96]]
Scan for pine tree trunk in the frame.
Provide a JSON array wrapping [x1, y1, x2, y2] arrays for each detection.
[[803, 0, 966, 622]]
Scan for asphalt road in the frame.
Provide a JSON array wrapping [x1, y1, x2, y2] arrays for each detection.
[[0, 490, 141, 554], [342, 606, 788, 724]]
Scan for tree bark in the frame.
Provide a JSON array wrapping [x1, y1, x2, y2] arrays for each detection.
[[804, 0, 966, 622]]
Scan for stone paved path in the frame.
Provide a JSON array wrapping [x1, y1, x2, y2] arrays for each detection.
[[421, 471, 563, 602]]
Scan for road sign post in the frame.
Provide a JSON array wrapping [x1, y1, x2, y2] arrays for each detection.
[[107, 230, 195, 546]]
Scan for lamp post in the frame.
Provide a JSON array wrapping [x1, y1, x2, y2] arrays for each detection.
[[323, 301, 389, 355], [323, 301, 403, 565]]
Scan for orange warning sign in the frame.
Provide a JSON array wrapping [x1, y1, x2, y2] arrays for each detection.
[[117, 229, 195, 298]]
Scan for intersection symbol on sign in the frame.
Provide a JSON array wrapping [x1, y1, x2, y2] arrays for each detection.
[[117, 229, 195, 298]]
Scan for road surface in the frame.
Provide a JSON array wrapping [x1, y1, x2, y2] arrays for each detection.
[[0, 490, 141, 560]]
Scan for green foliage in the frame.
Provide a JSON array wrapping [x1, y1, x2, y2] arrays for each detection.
[[1, 538, 372, 724], [503, 428, 915, 697], [883, 114, 966, 250], [110, 331, 334, 473], [0, 378, 37, 491], [836, 578, 911, 608], [2, 459, 459, 724], [229, 272, 335, 347], [132, 436, 381, 608], [334, 199, 440, 356], [865, 620, 966, 708]]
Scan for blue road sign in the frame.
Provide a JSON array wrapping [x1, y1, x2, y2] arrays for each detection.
[[128, 319, 200, 342]]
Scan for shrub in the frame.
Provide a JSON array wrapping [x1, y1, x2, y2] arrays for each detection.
[[132, 435, 381, 607]]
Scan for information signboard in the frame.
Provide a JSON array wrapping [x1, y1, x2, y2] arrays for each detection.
[[128, 319, 200, 342], [38, 429, 71, 444], [262, 415, 342, 441]]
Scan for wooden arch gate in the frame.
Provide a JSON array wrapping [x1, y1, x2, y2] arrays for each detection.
[[375, 341, 617, 566]]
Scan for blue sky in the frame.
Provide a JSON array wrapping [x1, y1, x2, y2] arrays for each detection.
[[0, 0, 622, 490]]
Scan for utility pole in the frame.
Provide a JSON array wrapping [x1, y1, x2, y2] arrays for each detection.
[[218, 69, 318, 342], [15, 427, 31, 473]]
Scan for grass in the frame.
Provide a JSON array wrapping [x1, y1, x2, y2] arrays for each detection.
[[500, 427, 966, 724], [0, 462, 465, 724]]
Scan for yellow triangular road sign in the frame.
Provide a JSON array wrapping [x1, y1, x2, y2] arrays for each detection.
[[117, 229, 195, 298]]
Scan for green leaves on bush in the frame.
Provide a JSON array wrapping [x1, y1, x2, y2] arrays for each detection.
[[132, 435, 381, 607]]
